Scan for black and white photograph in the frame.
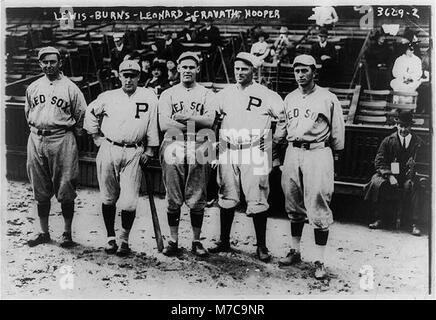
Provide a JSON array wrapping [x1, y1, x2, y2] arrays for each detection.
[[1, 0, 434, 303]]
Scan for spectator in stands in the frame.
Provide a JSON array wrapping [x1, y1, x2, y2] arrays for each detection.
[[167, 60, 180, 86], [154, 30, 183, 63], [309, 6, 339, 29], [364, 111, 427, 236], [250, 31, 272, 63], [197, 18, 222, 48], [273, 26, 294, 64], [145, 61, 170, 96], [178, 21, 199, 42], [365, 31, 393, 89], [311, 28, 337, 87], [249, 24, 266, 46], [390, 43, 423, 93], [110, 32, 130, 73]]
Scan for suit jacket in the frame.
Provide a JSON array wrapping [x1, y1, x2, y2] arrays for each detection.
[[364, 131, 423, 202], [311, 42, 336, 63]]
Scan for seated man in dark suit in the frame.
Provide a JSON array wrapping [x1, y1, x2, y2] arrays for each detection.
[[364, 111, 427, 236]]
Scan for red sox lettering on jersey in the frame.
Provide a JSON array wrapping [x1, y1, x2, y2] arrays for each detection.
[[275, 85, 344, 150], [25, 75, 86, 130]]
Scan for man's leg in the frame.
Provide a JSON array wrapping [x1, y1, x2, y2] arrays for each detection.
[[60, 201, 75, 247]]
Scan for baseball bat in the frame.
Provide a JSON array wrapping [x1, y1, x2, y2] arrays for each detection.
[[142, 166, 164, 252]]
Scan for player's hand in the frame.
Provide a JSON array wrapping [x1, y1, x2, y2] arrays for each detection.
[[173, 114, 190, 124], [389, 175, 398, 186], [139, 153, 150, 167], [93, 135, 105, 147]]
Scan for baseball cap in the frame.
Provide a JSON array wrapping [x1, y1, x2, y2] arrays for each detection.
[[235, 52, 262, 68], [38, 46, 61, 60], [119, 60, 141, 73], [291, 54, 317, 68], [177, 51, 201, 65]]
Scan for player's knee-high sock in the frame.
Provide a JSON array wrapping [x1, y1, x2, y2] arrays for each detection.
[[190, 209, 204, 242], [61, 202, 74, 234], [220, 208, 235, 244], [167, 208, 181, 243], [252, 211, 268, 247], [314, 228, 329, 263], [37, 202, 51, 234], [102, 204, 116, 239], [290, 221, 304, 253], [120, 210, 136, 244]]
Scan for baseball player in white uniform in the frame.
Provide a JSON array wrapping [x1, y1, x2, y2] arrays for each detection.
[[25, 46, 87, 248], [158, 52, 216, 257], [273, 54, 345, 279], [208, 52, 285, 262], [84, 60, 159, 257]]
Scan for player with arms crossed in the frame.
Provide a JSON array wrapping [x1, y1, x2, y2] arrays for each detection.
[[208, 52, 285, 262], [158, 52, 216, 257], [273, 54, 345, 279], [84, 60, 159, 257], [26, 47, 87, 248]]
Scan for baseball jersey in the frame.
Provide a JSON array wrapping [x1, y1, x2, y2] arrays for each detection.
[[216, 82, 285, 145], [158, 82, 216, 138], [274, 85, 345, 150], [25, 74, 87, 130], [84, 87, 159, 147]]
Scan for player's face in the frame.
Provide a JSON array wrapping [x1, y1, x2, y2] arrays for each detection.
[[119, 71, 140, 94], [294, 65, 315, 88], [234, 60, 253, 86], [39, 54, 62, 77], [397, 123, 411, 137], [178, 59, 199, 85]]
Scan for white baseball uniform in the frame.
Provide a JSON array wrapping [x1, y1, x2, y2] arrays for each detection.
[[274, 84, 345, 229], [216, 81, 285, 214], [158, 82, 216, 211], [84, 87, 159, 211], [25, 74, 87, 203]]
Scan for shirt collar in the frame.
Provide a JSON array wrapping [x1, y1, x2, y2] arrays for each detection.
[[398, 132, 412, 145], [298, 83, 317, 96]]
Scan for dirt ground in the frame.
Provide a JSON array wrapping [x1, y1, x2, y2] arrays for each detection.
[[1, 180, 431, 299]]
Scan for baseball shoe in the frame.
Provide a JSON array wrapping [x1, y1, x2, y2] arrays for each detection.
[[206, 199, 217, 208], [28, 233, 51, 247], [191, 241, 208, 257], [369, 220, 382, 229], [314, 261, 327, 280], [116, 242, 131, 257], [256, 245, 271, 262], [60, 232, 74, 248], [104, 240, 118, 254], [411, 224, 421, 236], [278, 249, 301, 266], [162, 240, 180, 257], [208, 240, 231, 253]]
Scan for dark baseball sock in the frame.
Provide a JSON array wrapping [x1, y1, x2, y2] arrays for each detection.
[[252, 212, 268, 247], [167, 208, 181, 227], [61, 202, 74, 234], [37, 202, 51, 218], [102, 204, 116, 238], [291, 221, 304, 237], [220, 208, 235, 244], [314, 228, 329, 246], [121, 210, 136, 230], [37, 202, 51, 234], [61, 202, 74, 219], [190, 209, 204, 228]]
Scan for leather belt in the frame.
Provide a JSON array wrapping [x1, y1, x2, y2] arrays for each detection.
[[226, 138, 263, 150], [290, 141, 329, 150], [30, 126, 70, 136], [106, 138, 142, 148]]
